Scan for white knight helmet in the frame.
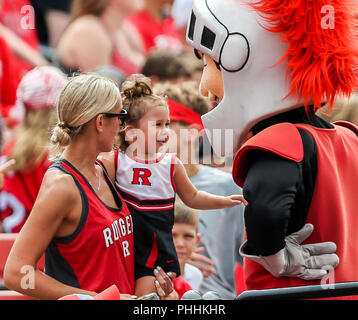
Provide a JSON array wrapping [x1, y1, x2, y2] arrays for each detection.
[[186, 0, 358, 156]]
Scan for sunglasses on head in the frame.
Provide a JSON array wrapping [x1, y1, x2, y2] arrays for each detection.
[[101, 109, 128, 125]]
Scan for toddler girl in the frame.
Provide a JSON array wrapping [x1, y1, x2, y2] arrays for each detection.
[[113, 74, 247, 297]]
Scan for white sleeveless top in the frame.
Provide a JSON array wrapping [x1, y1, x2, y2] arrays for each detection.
[[114, 151, 176, 212]]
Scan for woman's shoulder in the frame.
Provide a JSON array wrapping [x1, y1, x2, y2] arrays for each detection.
[[40, 165, 79, 200], [68, 15, 106, 33]]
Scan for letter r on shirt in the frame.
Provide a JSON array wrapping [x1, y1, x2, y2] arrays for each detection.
[[131, 168, 152, 186]]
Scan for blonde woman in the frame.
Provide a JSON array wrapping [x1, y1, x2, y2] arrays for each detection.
[[4, 73, 174, 300], [4, 74, 134, 299], [0, 66, 67, 233]]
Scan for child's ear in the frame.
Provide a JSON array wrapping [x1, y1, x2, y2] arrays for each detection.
[[124, 125, 137, 140]]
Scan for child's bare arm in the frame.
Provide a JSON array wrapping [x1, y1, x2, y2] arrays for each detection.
[[174, 158, 247, 209]]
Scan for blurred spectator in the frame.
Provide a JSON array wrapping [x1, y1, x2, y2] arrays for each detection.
[[31, 0, 72, 48], [141, 49, 203, 85], [171, 0, 193, 49], [0, 66, 67, 233], [178, 51, 204, 84], [0, 35, 23, 127], [125, 0, 183, 56], [0, 0, 48, 72], [141, 49, 191, 84], [94, 65, 126, 88], [171, 0, 192, 31], [172, 198, 202, 298], [56, 0, 143, 75]]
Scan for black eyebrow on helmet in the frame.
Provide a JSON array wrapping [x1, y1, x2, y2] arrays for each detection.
[[188, 11, 196, 40]]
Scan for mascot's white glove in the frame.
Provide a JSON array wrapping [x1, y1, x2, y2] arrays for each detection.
[[239, 224, 339, 280]]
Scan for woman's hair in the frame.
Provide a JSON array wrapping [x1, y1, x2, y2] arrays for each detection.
[[153, 81, 209, 119], [50, 73, 121, 157], [174, 196, 200, 231], [10, 109, 56, 171], [118, 74, 167, 152], [70, 0, 109, 22]]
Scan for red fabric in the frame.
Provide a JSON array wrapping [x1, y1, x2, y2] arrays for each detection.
[[232, 123, 304, 187], [234, 263, 247, 295], [167, 99, 204, 130], [53, 161, 135, 294], [127, 10, 182, 54], [111, 49, 139, 77], [0, 35, 22, 125], [174, 276, 193, 299], [0, 0, 40, 73], [99, 20, 139, 77], [145, 232, 158, 269], [0, 141, 51, 233], [233, 122, 358, 299], [0, 0, 39, 50]]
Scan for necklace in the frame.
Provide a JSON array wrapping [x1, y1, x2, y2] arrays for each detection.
[[89, 169, 101, 192]]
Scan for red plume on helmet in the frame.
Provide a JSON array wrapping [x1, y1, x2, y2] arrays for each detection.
[[250, 0, 358, 111]]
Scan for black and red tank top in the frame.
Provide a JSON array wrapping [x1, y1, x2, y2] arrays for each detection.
[[45, 159, 135, 294]]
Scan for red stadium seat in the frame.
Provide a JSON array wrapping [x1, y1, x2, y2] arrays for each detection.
[[0, 233, 44, 299], [0, 233, 17, 284]]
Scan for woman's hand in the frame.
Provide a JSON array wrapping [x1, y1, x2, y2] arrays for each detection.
[[153, 266, 177, 300]]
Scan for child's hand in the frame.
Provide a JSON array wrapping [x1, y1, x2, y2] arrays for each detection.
[[224, 195, 248, 207]]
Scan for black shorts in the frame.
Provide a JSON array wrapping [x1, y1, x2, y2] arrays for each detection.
[[132, 211, 180, 280]]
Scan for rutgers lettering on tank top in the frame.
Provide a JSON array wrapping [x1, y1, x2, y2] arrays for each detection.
[[45, 159, 135, 294], [115, 152, 176, 214]]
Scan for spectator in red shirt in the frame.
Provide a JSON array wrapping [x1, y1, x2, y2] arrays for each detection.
[[125, 0, 183, 56], [0, 35, 22, 126], [0, 0, 48, 73], [0, 66, 68, 234]]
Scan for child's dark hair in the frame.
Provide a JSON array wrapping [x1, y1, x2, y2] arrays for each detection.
[[117, 74, 167, 152]]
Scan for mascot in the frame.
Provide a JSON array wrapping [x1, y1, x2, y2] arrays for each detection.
[[186, 0, 358, 295]]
